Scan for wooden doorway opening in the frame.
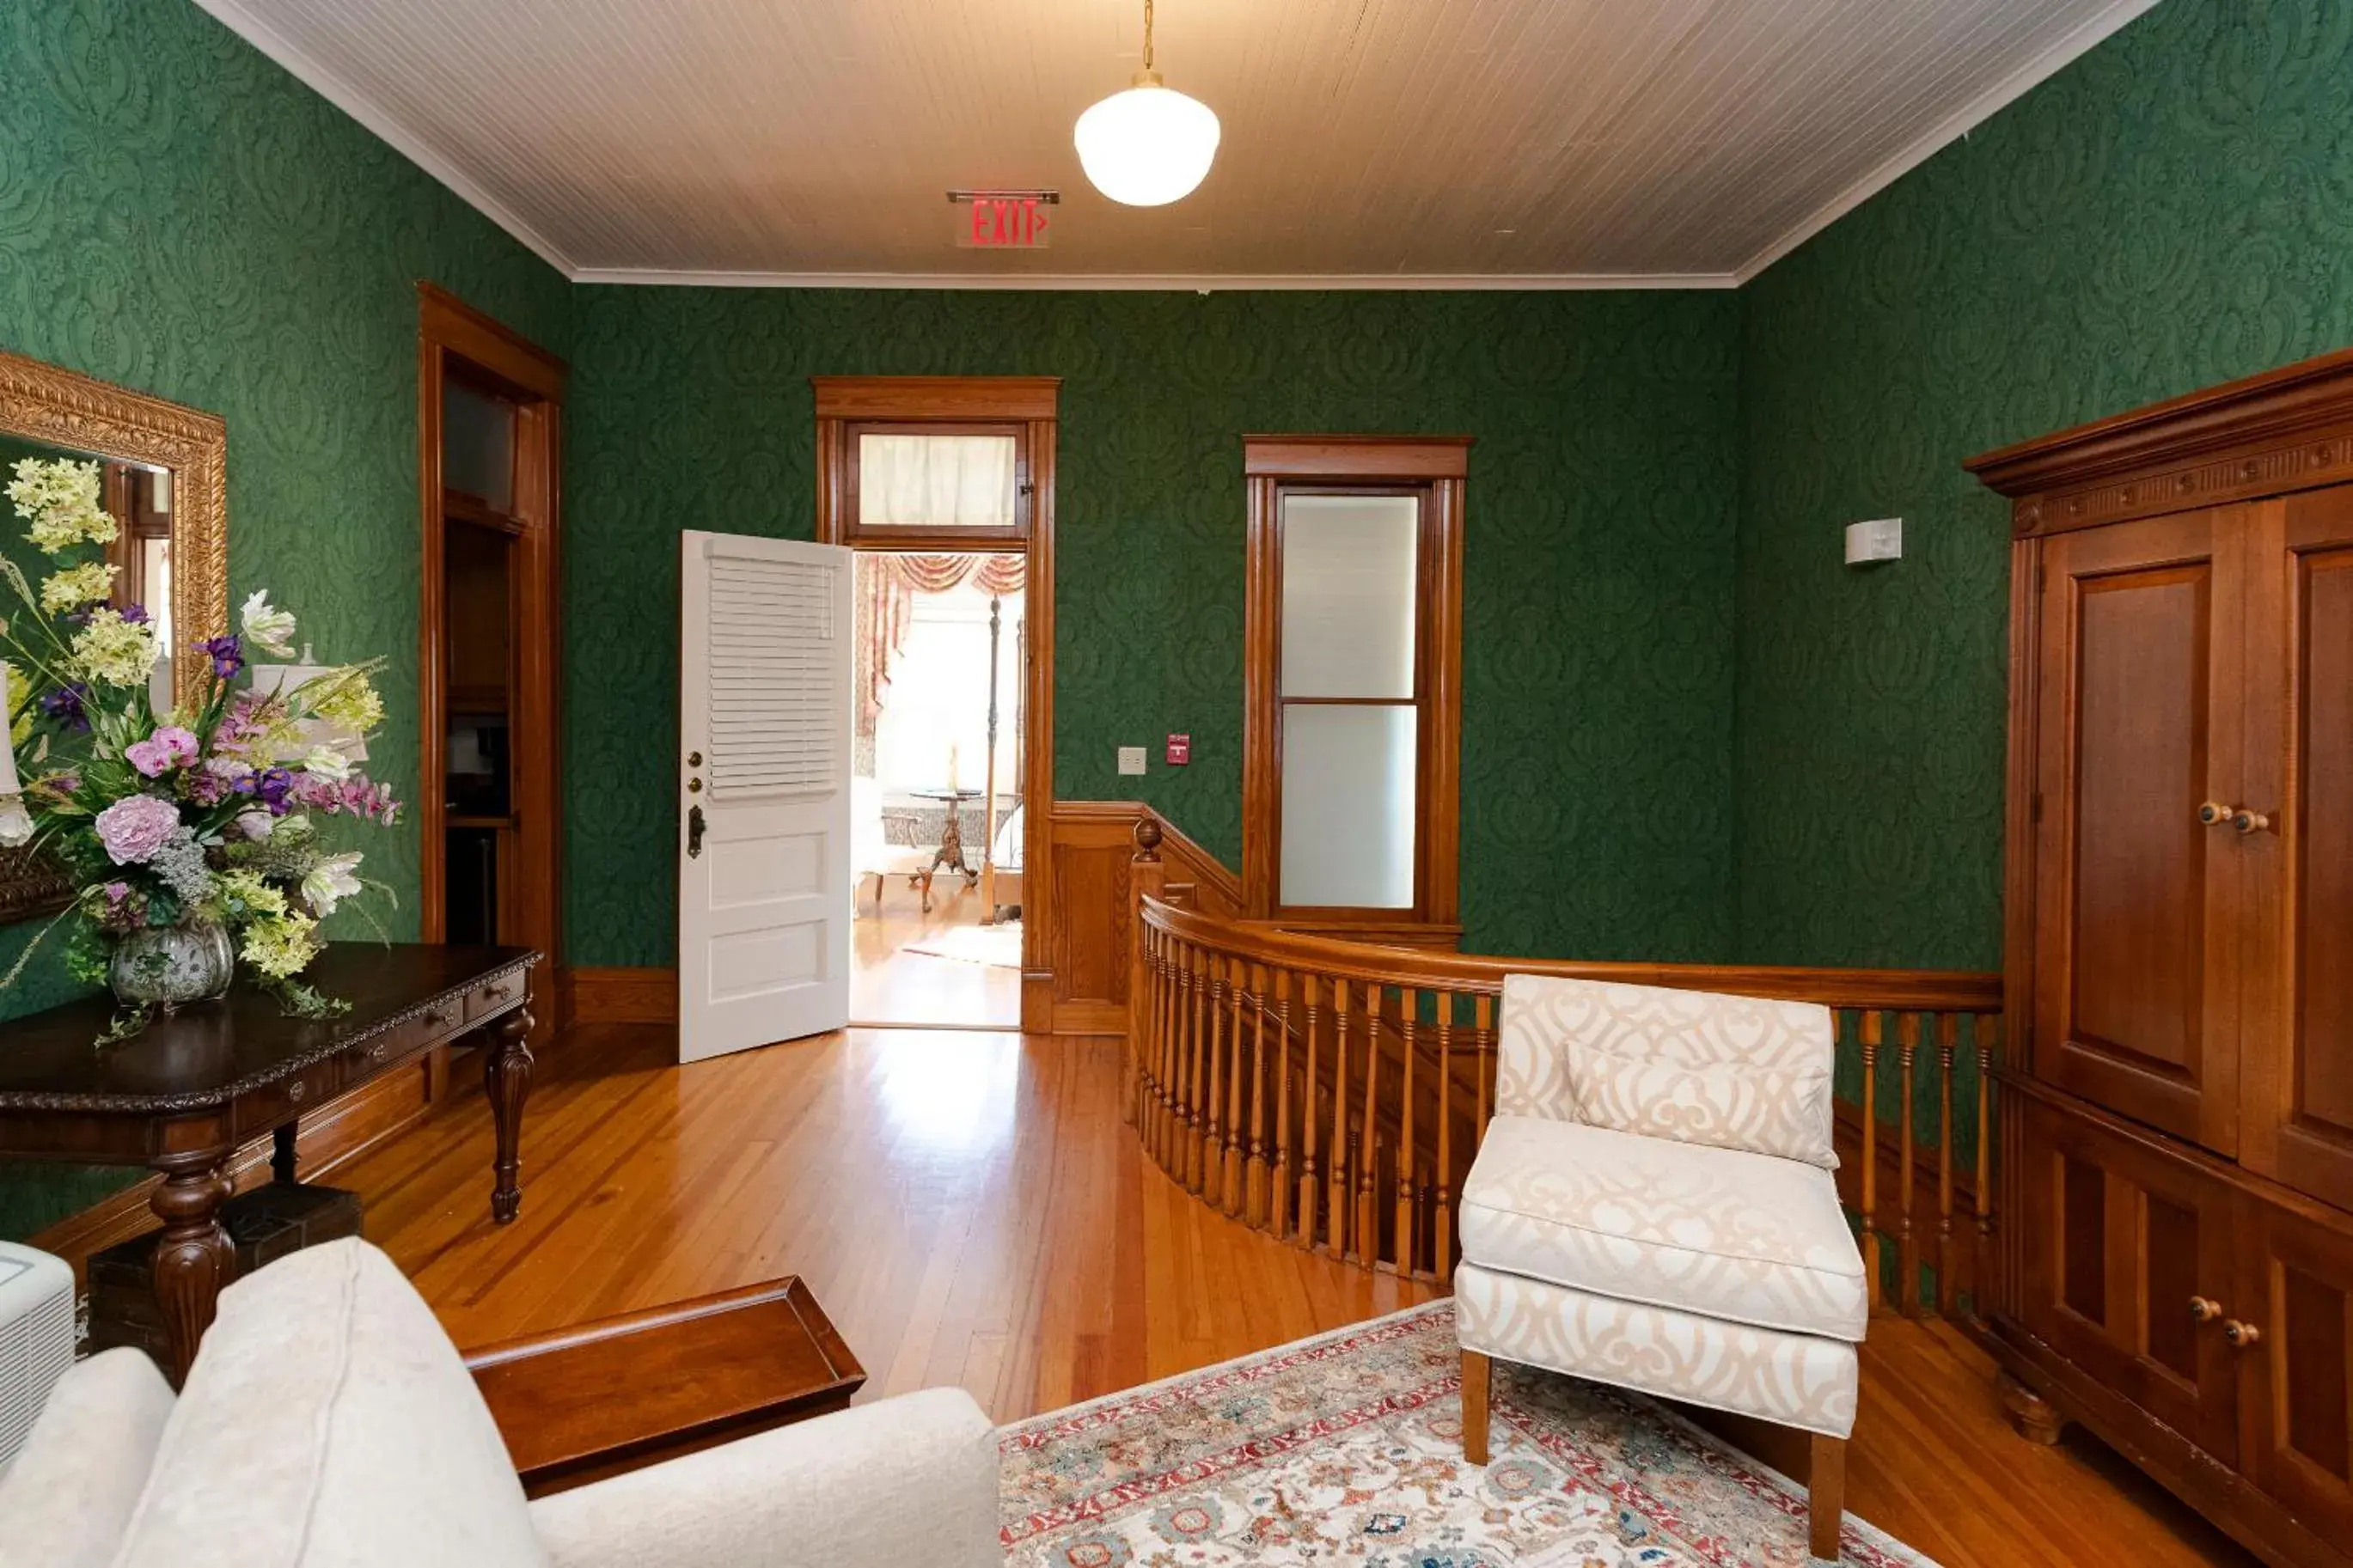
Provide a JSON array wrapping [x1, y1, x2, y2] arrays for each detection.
[[815, 376, 1057, 1033], [417, 284, 565, 1046]]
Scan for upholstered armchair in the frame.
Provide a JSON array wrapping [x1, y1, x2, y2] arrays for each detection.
[[1454, 974, 1867, 1562]]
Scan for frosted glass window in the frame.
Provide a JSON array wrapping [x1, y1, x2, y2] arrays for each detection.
[[859, 434, 1019, 529], [443, 375, 515, 511], [1280, 703, 1416, 908], [1280, 493, 1418, 699]]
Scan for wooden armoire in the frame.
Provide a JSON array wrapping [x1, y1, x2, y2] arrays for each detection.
[[1970, 346, 2353, 1566]]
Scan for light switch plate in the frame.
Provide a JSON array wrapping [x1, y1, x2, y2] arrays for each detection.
[[1117, 746, 1146, 776], [1845, 516, 1903, 564]]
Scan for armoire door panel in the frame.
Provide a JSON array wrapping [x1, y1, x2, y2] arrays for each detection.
[[2240, 485, 2353, 1210], [2239, 1200, 2353, 1537], [2035, 509, 2247, 1155], [2015, 1097, 2240, 1465]]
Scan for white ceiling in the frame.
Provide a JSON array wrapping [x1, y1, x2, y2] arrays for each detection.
[[193, 0, 2158, 287]]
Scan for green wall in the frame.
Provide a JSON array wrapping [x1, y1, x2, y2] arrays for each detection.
[[0, 0, 567, 1238], [565, 288, 1744, 970], [1732, 0, 2353, 969]]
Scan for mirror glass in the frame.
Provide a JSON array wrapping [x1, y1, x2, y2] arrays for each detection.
[[1, 431, 185, 718]]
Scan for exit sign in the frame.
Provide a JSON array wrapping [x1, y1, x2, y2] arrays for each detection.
[[953, 192, 1054, 249]]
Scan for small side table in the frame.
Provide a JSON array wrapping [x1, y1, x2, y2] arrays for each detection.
[[465, 1277, 866, 1497], [912, 787, 986, 885]]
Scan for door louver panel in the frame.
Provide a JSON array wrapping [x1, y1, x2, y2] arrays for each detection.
[[706, 553, 840, 796]]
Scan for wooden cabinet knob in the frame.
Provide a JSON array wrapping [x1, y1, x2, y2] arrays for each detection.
[[2233, 808, 2270, 834], [2188, 1296, 2222, 1322], [2198, 801, 2236, 826], [2223, 1320, 2263, 1349]]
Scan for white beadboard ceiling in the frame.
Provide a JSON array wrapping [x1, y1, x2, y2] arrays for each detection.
[[193, 0, 2159, 287]]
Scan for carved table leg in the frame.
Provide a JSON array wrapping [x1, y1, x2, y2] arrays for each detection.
[[1998, 1370, 2070, 1444], [150, 1150, 235, 1386], [485, 1007, 536, 1224]]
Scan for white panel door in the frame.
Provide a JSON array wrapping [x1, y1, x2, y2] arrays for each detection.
[[677, 530, 853, 1063]]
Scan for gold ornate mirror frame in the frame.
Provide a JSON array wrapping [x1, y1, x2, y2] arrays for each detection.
[[0, 348, 229, 920]]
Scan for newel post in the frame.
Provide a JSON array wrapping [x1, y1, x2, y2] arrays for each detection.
[[1128, 815, 1168, 1127]]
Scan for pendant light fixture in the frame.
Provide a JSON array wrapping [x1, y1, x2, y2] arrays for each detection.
[[1074, 0, 1220, 207]]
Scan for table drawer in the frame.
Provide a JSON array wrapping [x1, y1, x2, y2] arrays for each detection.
[[345, 1004, 462, 1075], [462, 971, 527, 1023], [239, 1052, 351, 1131]]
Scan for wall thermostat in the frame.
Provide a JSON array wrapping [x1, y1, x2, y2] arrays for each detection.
[[1845, 517, 1903, 564]]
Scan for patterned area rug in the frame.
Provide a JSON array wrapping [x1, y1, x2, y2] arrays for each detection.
[[999, 1302, 1934, 1568]]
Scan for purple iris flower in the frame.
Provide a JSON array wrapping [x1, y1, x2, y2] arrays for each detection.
[[39, 682, 89, 731], [197, 634, 244, 680], [257, 767, 296, 815], [119, 603, 150, 625]]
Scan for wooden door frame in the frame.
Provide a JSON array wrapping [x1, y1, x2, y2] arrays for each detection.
[[813, 375, 1059, 1033], [417, 284, 566, 1024]]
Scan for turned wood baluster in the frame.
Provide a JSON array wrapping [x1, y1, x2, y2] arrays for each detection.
[[1937, 1010, 1959, 1316], [1185, 943, 1207, 1192], [1898, 1010, 1920, 1315], [1204, 958, 1230, 1205], [1245, 963, 1269, 1226], [1329, 979, 1352, 1259], [1299, 973, 1323, 1249], [1435, 991, 1455, 1279], [1357, 982, 1379, 1267], [1280, 968, 1299, 1241], [1860, 1009, 1883, 1312], [1157, 934, 1180, 1164], [1397, 987, 1418, 1276], [1223, 958, 1247, 1215], [1474, 992, 1494, 1132]]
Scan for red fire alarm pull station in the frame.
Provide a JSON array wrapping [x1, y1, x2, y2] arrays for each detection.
[[1166, 734, 1190, 766]]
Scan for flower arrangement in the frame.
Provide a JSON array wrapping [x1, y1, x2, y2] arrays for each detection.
[[0, 455, 399, 1032]]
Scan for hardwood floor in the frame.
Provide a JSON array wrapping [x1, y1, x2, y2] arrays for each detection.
[[340, 1024, 2253, 1566], [850, 877, 1022, 1028]]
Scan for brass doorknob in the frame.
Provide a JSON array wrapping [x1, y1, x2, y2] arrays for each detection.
[[2198, 802, 2236, 826], [2223, 1319, 2263, 1349], [2188, 1296, 2222, 1322], [2233, 808, 2270, 834]]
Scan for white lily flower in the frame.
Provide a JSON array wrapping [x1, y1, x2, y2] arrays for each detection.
[[301, 745, 352, 781], [241, 589, 298, 658], [235, 808, 276, 842], [302, 851, 364, 916]]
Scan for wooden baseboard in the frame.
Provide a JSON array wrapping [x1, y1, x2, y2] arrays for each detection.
[[28, 1053, 449, 1286], [563, 966, 678, 1024]]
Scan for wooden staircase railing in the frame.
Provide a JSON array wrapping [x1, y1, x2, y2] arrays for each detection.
[[1125, 822, 2004, 1318]]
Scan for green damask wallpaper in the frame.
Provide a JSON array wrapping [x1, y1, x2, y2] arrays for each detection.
[[0, 0, 567, 1239], [565, 288, 1744, 968], [1733, 0, 2353, 969]]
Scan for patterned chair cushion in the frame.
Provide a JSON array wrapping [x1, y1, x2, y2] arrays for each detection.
[[1495, 974, 1838, 1169], [1458, 1115, 1867, 1341], [1455, 1262, 1859, 1439]]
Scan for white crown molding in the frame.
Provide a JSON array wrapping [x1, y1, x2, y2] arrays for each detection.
[[567, 268, 1741, 291], [1730, 0, 2162, 284], [186, 0, 579, 277]]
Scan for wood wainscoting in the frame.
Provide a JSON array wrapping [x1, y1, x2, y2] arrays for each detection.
[[1035, 802, 1239, 1035], [560, 966, 680, 1027]]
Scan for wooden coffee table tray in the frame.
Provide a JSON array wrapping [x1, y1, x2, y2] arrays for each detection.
[[464, 1276, 866, 1497]]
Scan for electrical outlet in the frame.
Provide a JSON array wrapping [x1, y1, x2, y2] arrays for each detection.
[[1117, 746, 1146, 776]]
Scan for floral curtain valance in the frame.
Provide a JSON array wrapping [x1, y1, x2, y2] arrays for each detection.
[[860, 552, 1026, 733]]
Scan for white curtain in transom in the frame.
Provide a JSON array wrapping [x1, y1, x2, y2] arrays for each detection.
[[858, 434, 1018, 529]]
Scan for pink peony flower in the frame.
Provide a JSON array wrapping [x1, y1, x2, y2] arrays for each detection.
[[94, 793, 182, 865], [125, 725, 199, 778]]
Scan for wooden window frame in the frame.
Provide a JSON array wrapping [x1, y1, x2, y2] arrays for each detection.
[[1243, 435, 1469, 943], [813, 375, 1060, 1030], [418, 283, 565, 1047]]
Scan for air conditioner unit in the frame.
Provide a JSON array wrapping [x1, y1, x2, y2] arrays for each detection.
[[0, 1242, 75, 1473]]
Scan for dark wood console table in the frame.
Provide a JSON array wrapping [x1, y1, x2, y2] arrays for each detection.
[[0, 943, 540, 1382]]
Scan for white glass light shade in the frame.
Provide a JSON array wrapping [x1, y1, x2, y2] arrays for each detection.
[[1074, 82, 1220, 206]]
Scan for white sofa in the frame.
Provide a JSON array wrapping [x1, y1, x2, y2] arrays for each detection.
[[0, 1239, 999, 1568], [1454, 974, 1867, 1563]]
